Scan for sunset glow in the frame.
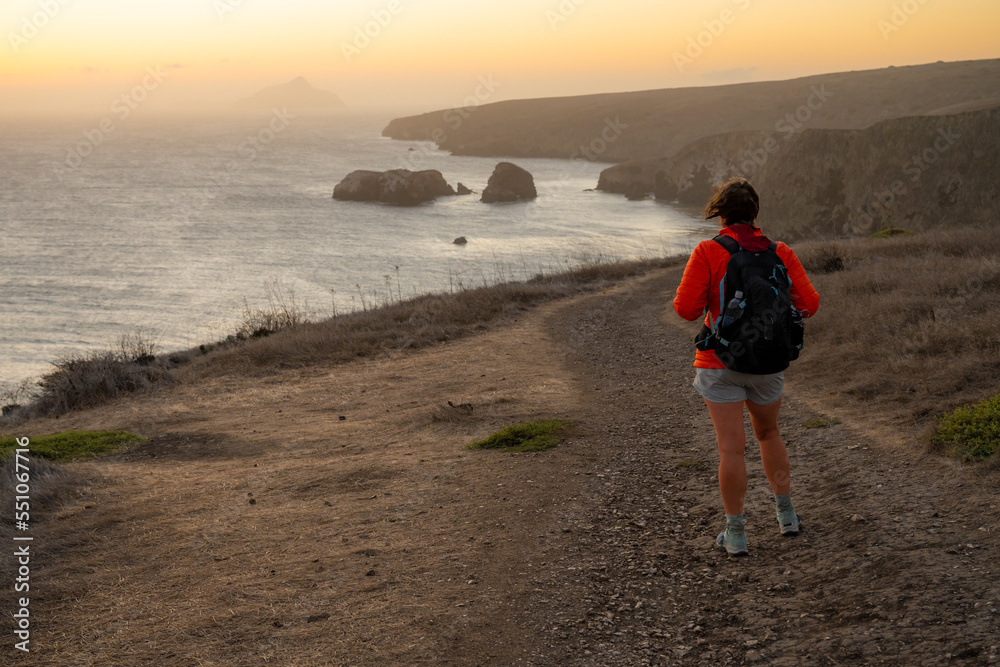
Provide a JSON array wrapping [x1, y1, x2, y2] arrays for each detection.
[[2, 0, 999, 113]]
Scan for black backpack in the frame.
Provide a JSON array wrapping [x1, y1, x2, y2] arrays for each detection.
[[695, 235, 803, 374]]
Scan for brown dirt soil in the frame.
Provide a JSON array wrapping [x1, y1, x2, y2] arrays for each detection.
[[4, 267, 1000, 666]]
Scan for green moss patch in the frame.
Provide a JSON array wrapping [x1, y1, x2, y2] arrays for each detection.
[[932, 395, 1000, 462], [466, 420, 573, 453], [0, 430, 147, 462], [804, 417, 842, 429], [871, 227, 914, 239]]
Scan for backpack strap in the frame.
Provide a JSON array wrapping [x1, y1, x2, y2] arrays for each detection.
[[714, 235, 778, 254], [713, 235, 740, 255], [707, 235, 741, 339]]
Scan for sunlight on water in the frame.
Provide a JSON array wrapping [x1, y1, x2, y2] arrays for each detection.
[[0, 113, 715, 392]]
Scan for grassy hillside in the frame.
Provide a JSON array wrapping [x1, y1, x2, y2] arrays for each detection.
[[793, 226, 1000, 432]]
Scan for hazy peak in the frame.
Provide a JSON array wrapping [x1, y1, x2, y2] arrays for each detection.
[[236, 77, 345, 110]]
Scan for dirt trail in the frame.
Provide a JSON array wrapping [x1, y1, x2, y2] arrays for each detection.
[[7, 267, 1000, 666], [514, 269, 1000, 666], [9, 304, 595, 666]]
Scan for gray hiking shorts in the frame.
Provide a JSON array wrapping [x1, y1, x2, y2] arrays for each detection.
[[692, 368, 784, 405]]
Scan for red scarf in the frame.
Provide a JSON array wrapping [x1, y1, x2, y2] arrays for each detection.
[[726, 223, 772, 252]]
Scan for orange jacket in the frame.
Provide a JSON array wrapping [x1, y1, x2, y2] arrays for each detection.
[[673, 226, 820, 369]]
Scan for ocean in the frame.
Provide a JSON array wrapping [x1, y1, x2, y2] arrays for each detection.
[[0, 112, 714, 395]]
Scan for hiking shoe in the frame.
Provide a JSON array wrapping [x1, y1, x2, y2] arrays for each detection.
[[716, 529, 748, 556], [778, 512, 802, 536]]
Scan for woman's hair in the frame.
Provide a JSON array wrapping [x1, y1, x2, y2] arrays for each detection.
[[703, 178, 760, 225]]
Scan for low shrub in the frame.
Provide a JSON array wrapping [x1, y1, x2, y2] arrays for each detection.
[[234, 281, 312, 340], [930, 394, 1000, 462], [466, 420, 573, 453], [798, 243, 846, 274], [118, 329, 159, 364], [31, 349, 167, 418]]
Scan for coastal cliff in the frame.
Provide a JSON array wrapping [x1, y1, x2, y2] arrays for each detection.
[[383, 59, 1000, 163], [598, 107, 1000, 239], [384, 59, 1000, 239]]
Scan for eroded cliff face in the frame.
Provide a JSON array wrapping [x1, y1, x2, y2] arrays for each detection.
[[598, 107, 999, 240], [596, 130, 771, 204], [760, 109, 998, 239]]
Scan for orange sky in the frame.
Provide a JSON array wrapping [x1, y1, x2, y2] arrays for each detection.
[[2, 0, 998, 114]]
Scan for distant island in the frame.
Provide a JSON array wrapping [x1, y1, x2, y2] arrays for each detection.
[[236, 76, 345, 111], [383, 59, 1000, 240]]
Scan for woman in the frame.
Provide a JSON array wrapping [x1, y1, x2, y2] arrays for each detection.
[[673, 178, 820, 556]]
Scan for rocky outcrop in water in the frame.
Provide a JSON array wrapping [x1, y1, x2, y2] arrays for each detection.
[[481, 163, 537, 203], [333, 169, 456, 206]]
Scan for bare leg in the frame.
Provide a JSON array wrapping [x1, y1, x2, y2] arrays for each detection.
[[704, 400, 747, 515], [746, 398, 791, 495]]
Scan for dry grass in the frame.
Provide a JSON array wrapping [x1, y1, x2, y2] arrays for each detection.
[[233, 280, 312, 340], [1, 258, 677, 427], [792, 226, 1000, 431], [0, 454, 77, 543], [182, 257, 679, 379]]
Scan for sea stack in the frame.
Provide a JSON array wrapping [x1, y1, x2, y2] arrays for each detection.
[[481, 162, 537, 203], [333, 169, 456, 206]]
